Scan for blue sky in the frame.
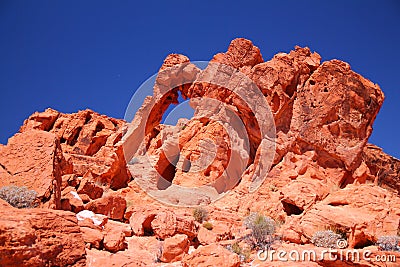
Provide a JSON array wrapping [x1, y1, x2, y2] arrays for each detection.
[[0, 1, 399, 158]]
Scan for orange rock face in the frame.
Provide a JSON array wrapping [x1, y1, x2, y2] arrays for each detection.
[[290, 60, 384, 171], [0, 130, 69, 208], [1, 38, 399, 267], [182, 243, 241, 267], [160, 234, 190, 262], [84, 192, 126, 221], [0, 200, 86, 266], [363, 144, 400, 194], [211, 38, 263, 69], [128, 205, 198, 239], [20, 109, 131, 190], [61, 186, 84, 213], [281, 184, 400, 248]]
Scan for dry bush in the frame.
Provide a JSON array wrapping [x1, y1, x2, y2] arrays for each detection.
[[202, 221, 213, 230], [311, 230, 342, 249], [0, 186, 38, 208], [377, 236, 400, 252], [193, 206, 208, 223], [227, 242, 251, 262], [243, 212, 276, 249]]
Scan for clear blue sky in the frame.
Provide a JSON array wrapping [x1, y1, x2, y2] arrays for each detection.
[[0, 1, 399, 158]]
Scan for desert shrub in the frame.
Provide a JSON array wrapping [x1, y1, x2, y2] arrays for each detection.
[[203, 221, 213, 230], [126, 200, 134, 208], [227, 242, 251, 262], [240, 248, 251, 262], [193, 207, 208, 223], [326, 225, 347, 239], [377, 236, 400, 252], [269, 184, 278, 192], [0, 186, 38, 208], [231, 242, 241, 254], [243, 212, 276, 249], [311, 230, 342, 249]]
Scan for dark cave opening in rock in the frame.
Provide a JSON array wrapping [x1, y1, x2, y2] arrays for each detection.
[[354, 239, 374, 249], [157, 155, 179, 190], [142, 215, 156, 236], [282, 200, 304, 216]]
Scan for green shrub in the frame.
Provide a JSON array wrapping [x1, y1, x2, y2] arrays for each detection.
[[311, 230, 342, 249], [203, 221, 213, 230], [0, 186, 38, 208], [243, 212, 276, 249], [193, 207, 208, 223], [377, 236, 400, 251]]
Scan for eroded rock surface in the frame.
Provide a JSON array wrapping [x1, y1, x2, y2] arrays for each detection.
[[0, 130, 68, 208], [20, 109, 131, 190], [0, 200, 86, 267], [0, 38, 398, 267]]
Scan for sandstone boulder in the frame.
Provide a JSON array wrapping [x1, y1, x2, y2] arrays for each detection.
[[20, 109, 131, 190], [197, 222, 233, 245], [129, 206, 157, 236], [151, 210, 197, 239], [61, 186, 84, 213], [291, 60, 384, 171], [85, 241, 156, 266], [183, 243, 240, 267], [160, 234, 190, 262], [129, 206, 197, 239], [104, 219, 132, 237], [85, 192, 126, 221], [363, 144, 400, 194], [211, 38, 263, 69], [282, 184, 400, 248], [79, 224, 103, 249], [0, 130, 69, 209], [0, 199, 86, 266], [103, 229, 126, 252], [77, 178, 103, 200]]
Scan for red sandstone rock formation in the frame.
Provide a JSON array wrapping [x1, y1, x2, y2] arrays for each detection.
[[0, 130, 69, 208], [0, 199, 86, 266], [182, 243, 241, 267], [0, 38, 399, 266], [160, 234, 190, 262], [20, 109, 131, 190]]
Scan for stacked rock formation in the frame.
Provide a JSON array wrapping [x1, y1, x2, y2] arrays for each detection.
[[0, 38, 399, 267]]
